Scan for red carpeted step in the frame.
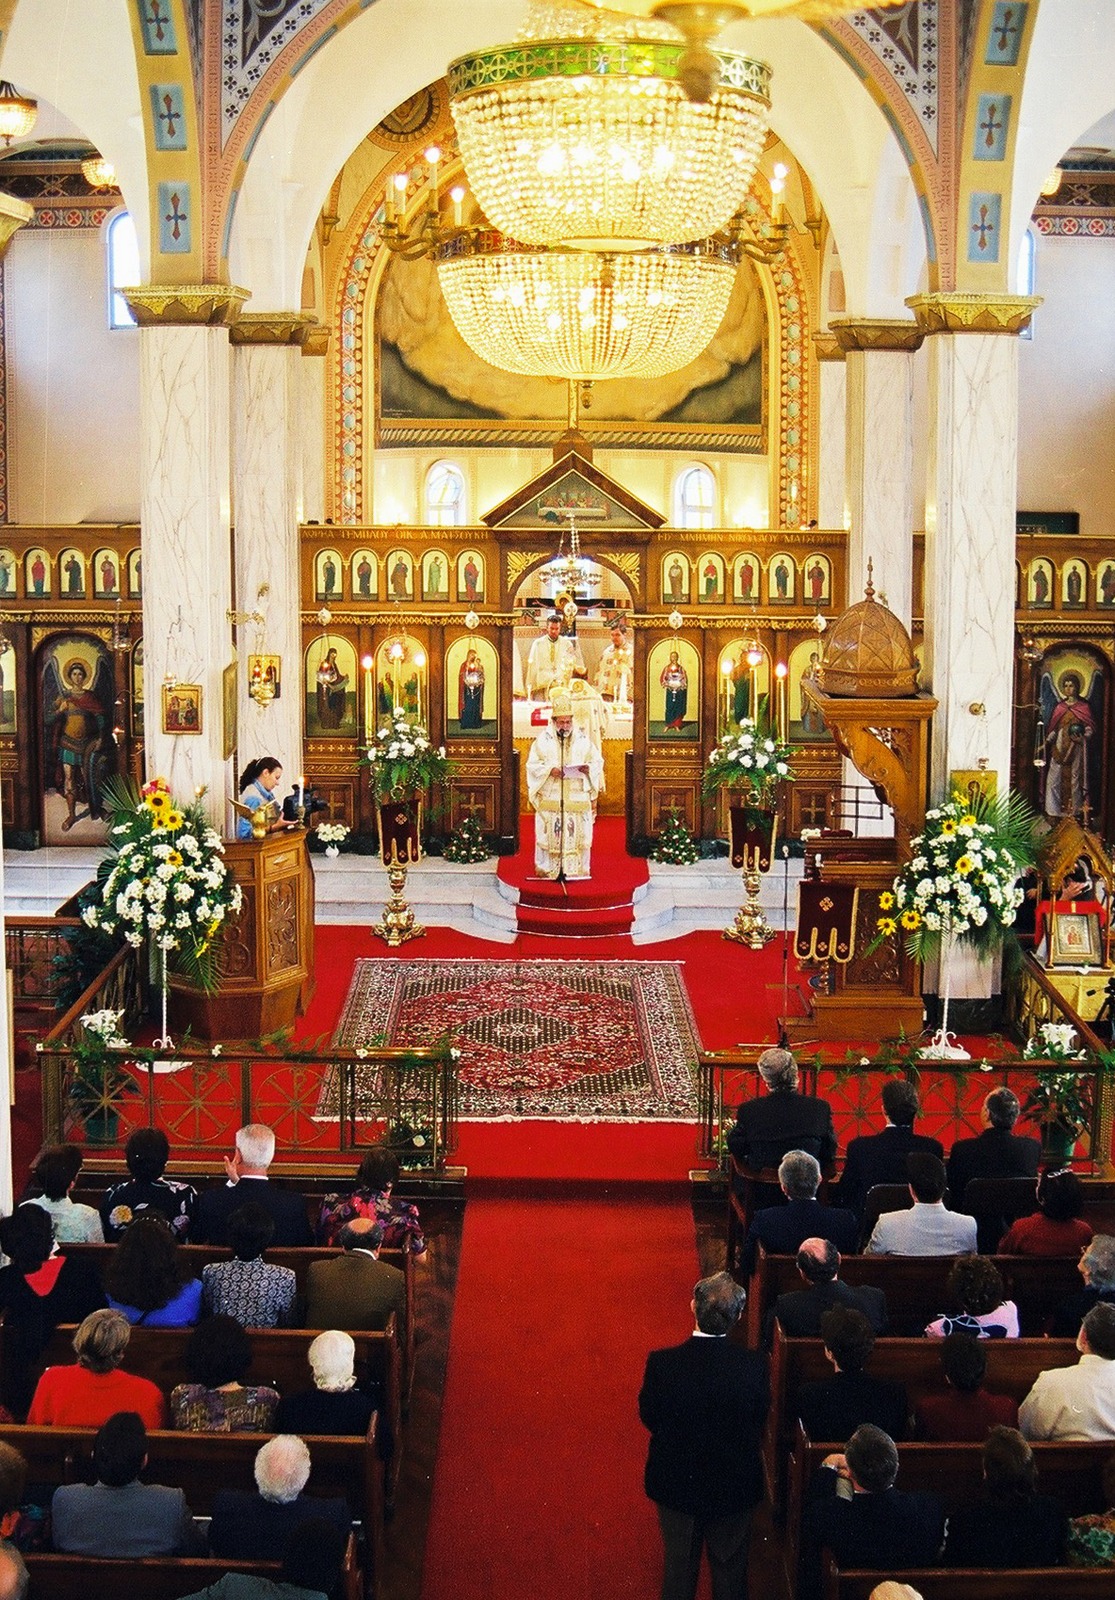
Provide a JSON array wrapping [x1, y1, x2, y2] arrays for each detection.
[[498, 814, 648, 901], [516, 881, 636, 911], [514, 901, 634, 935]]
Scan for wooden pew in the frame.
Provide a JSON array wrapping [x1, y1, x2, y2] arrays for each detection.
[[763, 1325, 1081, 1514], [824, 1556, 1115, 1600], [787, 1426, 1111, 1585], [38, 1319, 403, 1507], [743, 1247, 1086, 1346], [66, 1241, 417, 1410], [24, 1532, 362, 1600]]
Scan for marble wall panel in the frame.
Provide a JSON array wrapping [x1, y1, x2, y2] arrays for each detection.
[[233, 343, 304, 791], [845, 348, 915, 626], [138, 324, 234, 824], [817, 361, 846, 535]]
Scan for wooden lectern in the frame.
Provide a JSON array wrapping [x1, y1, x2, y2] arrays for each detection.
[[169, 832, 315, 1041]]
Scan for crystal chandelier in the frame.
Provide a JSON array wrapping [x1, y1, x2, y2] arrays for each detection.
[[0, 82, 37, 147], [436, 233, 736, 382], [543, 517, 601, 597], [447, 25, 770, 251], [81, 154, 117, 190]]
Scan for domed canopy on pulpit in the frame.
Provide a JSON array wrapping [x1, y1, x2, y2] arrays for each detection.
[[818, 569, 919, 698]]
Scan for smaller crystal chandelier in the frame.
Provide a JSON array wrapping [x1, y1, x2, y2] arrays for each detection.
[[81, 153, 117, 190], [542, 515, 601, 598], [436, 233, 738, 382], [0, 81, 37, 147]]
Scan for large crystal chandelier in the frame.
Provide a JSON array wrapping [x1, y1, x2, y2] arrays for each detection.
[[436, 233, 737, 382], [447, 6, 770, 251]]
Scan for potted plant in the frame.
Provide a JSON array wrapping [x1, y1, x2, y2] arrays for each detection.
[[872, 790, 1037, 1061], [1022, 1021, 1094, 1163], [363, 707, 456, 865], [315, 822, 350, 859]]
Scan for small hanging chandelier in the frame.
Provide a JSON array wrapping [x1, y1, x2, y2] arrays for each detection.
[[81, 154, 117, 190], [436, 233, 737, 382], [0, 81, 37, 147], [447, 3, 770, 250]]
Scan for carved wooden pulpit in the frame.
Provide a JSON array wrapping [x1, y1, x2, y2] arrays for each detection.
[[169, 832, 315, 1041], [786, 683, 937, 1041]]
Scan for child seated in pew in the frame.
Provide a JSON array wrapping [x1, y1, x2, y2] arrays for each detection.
[[941, 1425, 1068, 1567], [171, 1316, 279, 1433], [923, 1256, 1019, 1339], [914, 1332, 1018, 1440], [797, 1308, 909, 1444]]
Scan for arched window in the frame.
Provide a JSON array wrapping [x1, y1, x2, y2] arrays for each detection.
[[425, 461, 466, 526], [106, 210, 139, 329], [674, 464, 715, 530], [1017, 227, 1036, 340]]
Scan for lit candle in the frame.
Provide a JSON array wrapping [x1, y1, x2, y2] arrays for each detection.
[[775, 661, 788, 744], [450, 184, 465, 228], [362, 653, 373, 741], [297, 774, 304, 809], [770, 174, 785, 225], [721, 655, 733, 728]]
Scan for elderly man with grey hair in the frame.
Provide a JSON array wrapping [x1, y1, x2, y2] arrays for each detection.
[[739, 1150, 858, 1277], [640, 1272, 769, 1600], [1020, 1302, 1115, 1441], [191, 1123, 312, 1247], [726, 1047, 837, 1174], [1049, 1233, 1115, 1338], [946, 1086, 1041, 1211], [208, 1434, 351, 1560]]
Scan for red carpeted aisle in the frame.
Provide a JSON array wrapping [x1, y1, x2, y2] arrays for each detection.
[[418, 1196, 698, 1600]]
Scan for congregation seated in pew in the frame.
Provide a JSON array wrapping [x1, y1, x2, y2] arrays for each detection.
[[1021, 1303, 1115, 1442], [208, 1435, 352, 1561], [316, 1148, 427, 1260], [50, 1410, 206, 1558], [865, 1155, 977, 1257], [913, 1332, 1018, 1440], [797, 1308, 908, 1445], [273, 1331, 378, 1439], [1049, 1234, 1115, 1338], [0, 1206, 105, 1418], [201, 1203, 297, 1329], [999, 1167, 1095, 1257], [170, 1316, 279, 1433], [105, 1215, 203, 1329], [27, 1309, 168, 1430], [940, 1425, 1068, 1568], [768, 1239, 888, 1343], [741, 1151, 858, 1278], [923, 1255, 1019, 1339], [100, 1126, 198, 1242]]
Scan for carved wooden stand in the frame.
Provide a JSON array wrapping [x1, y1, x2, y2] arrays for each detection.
[[784, 684, 937, 1042]]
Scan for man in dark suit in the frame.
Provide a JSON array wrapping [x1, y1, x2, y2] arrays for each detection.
[[639, 1271, 769, 1600], [740, 1152, 858, 1277], [946, 1087, 1041, 1208], [800, 1424, 943, 1599], [208, 1435, 350, 1560], [305, 1217, 405, 1335], [191, 1123, 312, 1247], [836, 1080, 943, 1219], [51, 1411, 205, 1556], [770, 1239, 888, 1341], [796, 1307, 908, 1445], [727, 1049, 837, 1172]]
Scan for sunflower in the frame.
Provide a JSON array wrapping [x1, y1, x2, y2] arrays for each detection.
[[878, 891, 895, 910], [955, 855, 973, 875], [164, 809, 184, 830], [961, 814, 977, 828], [877, 916, 897, 937], [940, 818, 957, 836], [901, 909, 921, 930], [150, 814, 166, 830], [146, 790, 170, 813], [167, 850, 183, 867]]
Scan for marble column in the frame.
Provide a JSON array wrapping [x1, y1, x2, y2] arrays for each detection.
[[909, 293, 1038, 798], [124, 285, 249, 829], [231, 313, 313, 791], [812, 332, 846, 535], [300, 323, 329, 525], [910, 292, 1039, 1006], [830, 317, 923, 631]]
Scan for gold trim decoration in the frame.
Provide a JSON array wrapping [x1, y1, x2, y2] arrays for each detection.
[[812, 331, 845, 362], [505, 551, 534, 589], [301, 324, 330, 357], [122, 285, 251, 327], [229, 312, 315, 346], [828, 317, 924, 353], [0, 190, 33, 258], [906, 293, 1042, 336], [610, 552, 642, 585]]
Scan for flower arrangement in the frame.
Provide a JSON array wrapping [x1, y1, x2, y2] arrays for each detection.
[[316, 822, 349, 846], [363, 706, 456, 803], [1022, 1021, 1095, 1146], [68, 1008, 138, 1121], [701, 717, 794, 807], [443, 813, 491, 864], [873, 790, 1036, 961], [82, 777, 242, 994]]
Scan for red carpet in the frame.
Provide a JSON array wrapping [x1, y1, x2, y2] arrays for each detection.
[[498, 816, 649, 935], [419, 1197, 698, 1600]]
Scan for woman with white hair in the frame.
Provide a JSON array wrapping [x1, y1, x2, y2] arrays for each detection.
[[273, 1329, 378, 1436]]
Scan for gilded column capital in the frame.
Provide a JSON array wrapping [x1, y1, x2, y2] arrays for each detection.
[[828, 317, 924, 353], [906, 293, 1042, 335], [122, 285, 251, 327], [229, 312, 316, 347], [301, 324, 331, 358], [0, 191, 33, 259], [812, 331, 845, 362]]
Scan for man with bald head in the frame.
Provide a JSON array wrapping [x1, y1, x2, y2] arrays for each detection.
[[304, 1217, 405, 1335], [769, 1239, 888, 1341]]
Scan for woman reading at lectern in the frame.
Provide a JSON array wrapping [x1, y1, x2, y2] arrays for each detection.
[[236, 757, 293, 839]]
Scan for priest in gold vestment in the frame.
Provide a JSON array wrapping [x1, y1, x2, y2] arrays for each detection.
[[526, 690, 604, 880]]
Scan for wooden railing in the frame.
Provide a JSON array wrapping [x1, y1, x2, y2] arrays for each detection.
[[5, 915, 83, 1010]]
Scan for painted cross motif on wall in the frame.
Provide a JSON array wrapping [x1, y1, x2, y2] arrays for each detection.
[[138, 0, 178, 53], [158, 182, 191, 253], [985, 1, 1027, 65], [150, 84, 188, 151], [968, 193, 1001, 262], [975, 95, 1011, 161]]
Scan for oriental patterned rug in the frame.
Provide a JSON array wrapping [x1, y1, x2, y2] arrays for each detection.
[[326, 959, 701, 1122]]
